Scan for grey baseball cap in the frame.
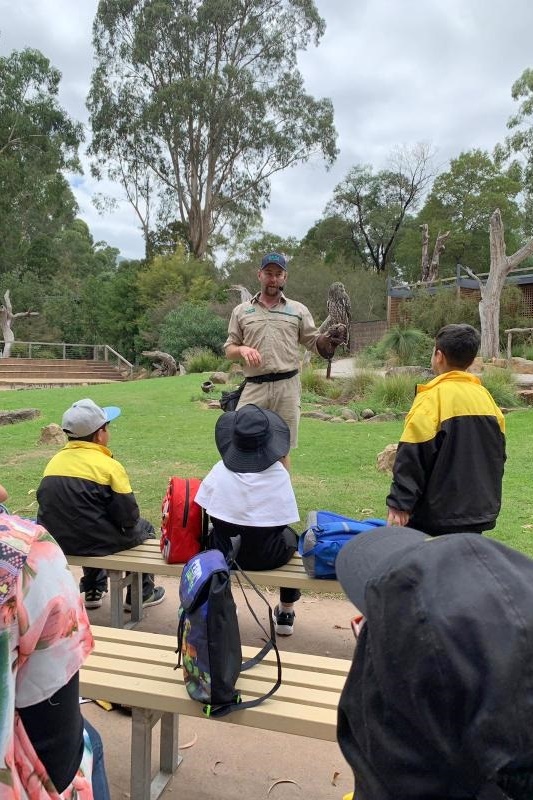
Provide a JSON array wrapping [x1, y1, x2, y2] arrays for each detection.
[[61, 398, 121, 437]]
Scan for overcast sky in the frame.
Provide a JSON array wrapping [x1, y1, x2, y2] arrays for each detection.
[[1, 0, 533, 260]]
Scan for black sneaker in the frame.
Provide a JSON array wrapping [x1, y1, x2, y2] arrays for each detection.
[[274, 605, 295, 636], [124, 586, 166, 611], [84, 589, 106, 609]]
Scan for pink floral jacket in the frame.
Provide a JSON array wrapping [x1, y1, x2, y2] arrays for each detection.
[[0, 515, 94, 799]]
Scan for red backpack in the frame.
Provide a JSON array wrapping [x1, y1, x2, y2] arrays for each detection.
[[160, 477, 207, 563]]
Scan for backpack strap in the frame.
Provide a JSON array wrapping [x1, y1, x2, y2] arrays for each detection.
[[199, 510, 210, 551], [204, 561, 282, 719]]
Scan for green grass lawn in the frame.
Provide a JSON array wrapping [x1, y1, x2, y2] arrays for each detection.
[[2, 374, 533, 556]]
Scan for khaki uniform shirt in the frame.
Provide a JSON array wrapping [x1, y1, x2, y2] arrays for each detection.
[[224, 292, 320, 377]]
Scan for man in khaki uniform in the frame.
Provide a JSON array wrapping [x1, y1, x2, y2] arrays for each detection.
[[225, 252, 345, 467]]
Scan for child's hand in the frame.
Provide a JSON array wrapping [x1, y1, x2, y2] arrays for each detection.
[[386, 507, 409, 527]]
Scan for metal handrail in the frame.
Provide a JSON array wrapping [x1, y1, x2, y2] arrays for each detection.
[[103, 345, 133, 378], [0, 341, 133, 378]]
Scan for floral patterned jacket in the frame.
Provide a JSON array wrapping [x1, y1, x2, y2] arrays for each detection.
[[0, 515, 94, 799]]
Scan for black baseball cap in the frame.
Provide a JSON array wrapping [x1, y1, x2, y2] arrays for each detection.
[[260, 252, 287, 271]]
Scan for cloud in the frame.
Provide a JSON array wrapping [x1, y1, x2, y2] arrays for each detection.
[[2, 0, 533, 257]]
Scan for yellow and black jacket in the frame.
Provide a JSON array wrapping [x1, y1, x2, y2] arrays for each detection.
[[37, 441, 151, 555], [386, 371, 506, 534]]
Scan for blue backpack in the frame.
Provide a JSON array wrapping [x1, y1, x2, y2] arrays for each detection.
[[176, 546, 281, 717], [298, 510, 387, 578]]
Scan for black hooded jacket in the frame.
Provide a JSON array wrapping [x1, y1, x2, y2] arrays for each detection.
[[337, 535, 533, 799], [37, 440, 152, 555]]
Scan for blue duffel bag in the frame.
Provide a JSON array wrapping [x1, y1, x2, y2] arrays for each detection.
[[298, 510, 387, 579]]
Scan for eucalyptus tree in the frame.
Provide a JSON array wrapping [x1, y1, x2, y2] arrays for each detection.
[[328, 144, 433, 273], [0, 47, 82, 276], [88, 0, 338, 259], [501, 67, 533, 237]]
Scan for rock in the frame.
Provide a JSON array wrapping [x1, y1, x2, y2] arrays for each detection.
[[329, 416, 344, 423], [207, 400, 222, 410], [134, 368, 150, 380], [229, 363, 245, 376], [517, 389, 533, 405], [300, 411, 334, 420], [0, 408, 40, 426], [365, 412, 405, 422], [510, 357, 533, 374], [385, 366, 432, 379], [345, 418, 357, 423], [340, 407, 358, 420], [210, 372, 229, 384], [38, 423, 67, 446], [361, 408, 375, 419], [377, 443, 398, 471]]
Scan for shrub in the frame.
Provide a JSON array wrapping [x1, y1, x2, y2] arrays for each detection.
[[158, 302, 228, 361], [369, 373, 421, 411], [516, 344, 533, 361], [480, 368, 522, 408], [499, 287, 533, 347], [355, 345, 383, 368], [300, 368, 330, 397], [338, 370, 378, 400], [400, 288, 480, 336], [182, 347, 223, 373], [375, 327, 433, 367]]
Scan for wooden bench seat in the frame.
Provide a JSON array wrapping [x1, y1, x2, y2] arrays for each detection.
[[81, 625, 350, 800], [67, 538, 340, 628]]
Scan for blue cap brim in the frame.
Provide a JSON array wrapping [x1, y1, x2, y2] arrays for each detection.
[[103, 406, 121, 424]]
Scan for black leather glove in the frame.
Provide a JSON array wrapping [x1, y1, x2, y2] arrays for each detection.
[[316, 323, 347, 359]]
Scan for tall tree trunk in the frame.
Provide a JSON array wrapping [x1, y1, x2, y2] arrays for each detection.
[[477, 210, 533, 359], [427, 230, 450, 283], [0, 291, 39, 358], [420, 224, 429, 281]]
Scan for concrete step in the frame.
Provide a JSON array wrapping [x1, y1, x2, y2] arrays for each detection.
[[0, 357, 126, 387], [0, 364, 119, 373], [0, 377, 119, 389], [0, 370, 122, 379], [1, 359, 115, 368]]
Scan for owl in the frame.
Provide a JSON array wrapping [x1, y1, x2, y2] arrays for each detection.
[[326, 282, 351, 350]]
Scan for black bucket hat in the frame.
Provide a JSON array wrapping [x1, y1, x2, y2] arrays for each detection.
[[336, 526, 430, 615], [336, 527, 533, 796], [215, 404, 290, 473]]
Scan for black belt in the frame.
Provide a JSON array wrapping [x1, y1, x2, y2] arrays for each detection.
[[246, 369, 298, 384]]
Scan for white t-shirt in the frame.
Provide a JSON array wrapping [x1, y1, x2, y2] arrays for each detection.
[[196, 460, 299, 527]]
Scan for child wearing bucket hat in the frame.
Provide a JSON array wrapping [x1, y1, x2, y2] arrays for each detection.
[[336, 527, 533, 800], [195, 403, 301, 635]]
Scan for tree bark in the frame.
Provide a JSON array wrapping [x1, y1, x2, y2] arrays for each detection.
[[420, 224, 429, 281], [141, 350, 177, 376], [470, 210, 533, 359], [427, 230, 450, 283], [0, 291, 39, 358], [230, 285, 253, 303]]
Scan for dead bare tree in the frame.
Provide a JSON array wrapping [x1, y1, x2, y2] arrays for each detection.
[[420, 223, 429, 281], [230, 285, 253, 303], [420, 225, 451, 282], [141, 350, 177, 376], [463, 209, 533, 359], [0, 291, 39, 358]]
